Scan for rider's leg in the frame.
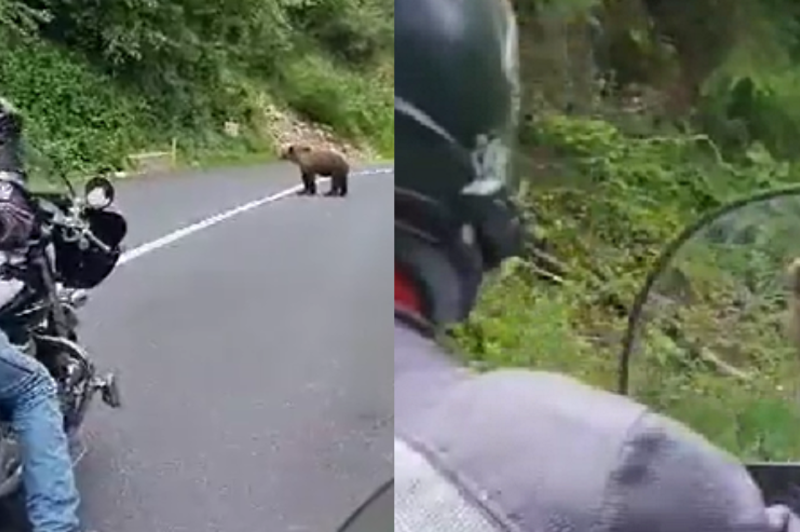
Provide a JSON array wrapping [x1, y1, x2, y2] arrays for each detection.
[[0, 329, 80, 532]]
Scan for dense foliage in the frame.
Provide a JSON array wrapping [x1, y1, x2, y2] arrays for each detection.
[[454, 0, 800, 460], [0, 0, 393, 177]]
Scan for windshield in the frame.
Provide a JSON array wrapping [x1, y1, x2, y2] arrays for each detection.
[[620, 187, 800, 462]]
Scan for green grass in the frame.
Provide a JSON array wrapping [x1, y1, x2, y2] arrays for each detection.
[[461, 1, 800, 462], [278, 55, 394, 158], [0, 0, 394, 180], [453, 114, 800, 462], [626, 197, 800, 461]]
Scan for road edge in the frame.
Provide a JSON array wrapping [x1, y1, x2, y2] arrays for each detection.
[[118, 164, 394, 265]]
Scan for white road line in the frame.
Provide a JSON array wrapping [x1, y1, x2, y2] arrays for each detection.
[[118, 167, 393, 265]]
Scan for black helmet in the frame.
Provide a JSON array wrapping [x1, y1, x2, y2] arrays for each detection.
[[395, 0, 523, 322]]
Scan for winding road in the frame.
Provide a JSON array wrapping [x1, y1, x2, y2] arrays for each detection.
[[68, 162, 393, 531]]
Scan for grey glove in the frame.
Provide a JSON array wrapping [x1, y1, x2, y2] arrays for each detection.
[[768, 505, 800, 531]]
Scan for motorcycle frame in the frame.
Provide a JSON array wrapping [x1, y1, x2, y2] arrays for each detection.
[[0, 233, 97, 498]]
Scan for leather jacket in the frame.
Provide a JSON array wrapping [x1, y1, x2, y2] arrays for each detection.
[[0, 98, 35, 249]]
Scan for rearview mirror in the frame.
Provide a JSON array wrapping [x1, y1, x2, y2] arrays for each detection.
[[84, 176, 115, 209]]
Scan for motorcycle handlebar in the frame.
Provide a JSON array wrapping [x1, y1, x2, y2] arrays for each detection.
[[48, 206, 112, 254]]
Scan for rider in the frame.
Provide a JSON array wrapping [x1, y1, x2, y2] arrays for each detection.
[[0, 98, 87, 532], [394, 0, 800, 530]]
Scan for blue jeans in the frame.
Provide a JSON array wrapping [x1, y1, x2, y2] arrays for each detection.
[[0, 329, 80, 532]]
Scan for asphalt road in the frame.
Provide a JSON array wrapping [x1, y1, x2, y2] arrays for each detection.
[[66, 162, 393, 532]]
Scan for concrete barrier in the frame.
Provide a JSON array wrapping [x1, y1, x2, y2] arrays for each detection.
[[119, 138, 178, 178]]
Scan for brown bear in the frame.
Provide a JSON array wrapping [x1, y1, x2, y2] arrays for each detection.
[[280, 144, 349, 197]]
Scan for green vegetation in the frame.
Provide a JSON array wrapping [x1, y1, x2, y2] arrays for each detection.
[[453, 0, 800, 461], [626, 189, 800, 460], [0, 0, 393, 180]]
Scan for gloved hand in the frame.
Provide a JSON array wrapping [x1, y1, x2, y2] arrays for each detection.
[[767, 505, 800, 531]]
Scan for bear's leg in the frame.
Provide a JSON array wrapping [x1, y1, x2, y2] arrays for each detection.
[[297, 172, 317, 195]]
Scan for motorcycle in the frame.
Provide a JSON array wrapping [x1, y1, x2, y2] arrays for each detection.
[[0, 173, 126, 508], [617, 185, 800, 510]]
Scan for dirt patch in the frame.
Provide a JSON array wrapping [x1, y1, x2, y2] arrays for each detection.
[[261, 103, 377, 163]]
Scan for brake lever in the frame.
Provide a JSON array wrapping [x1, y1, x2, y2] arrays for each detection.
[[84, 230, 112, 254]]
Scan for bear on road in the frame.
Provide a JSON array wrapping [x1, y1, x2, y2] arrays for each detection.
[[280, 144, 349, 197]]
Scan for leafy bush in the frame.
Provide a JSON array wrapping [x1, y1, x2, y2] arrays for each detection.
[[279, 54, 393, 155], [0, 0, 394, 176], [281, 0, 393, 66], [449, 0, 800, 461], [0, 29, 156, 177]]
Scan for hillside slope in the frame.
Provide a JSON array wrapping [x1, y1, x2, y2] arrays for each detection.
[[0, 0, 393, 178], [455, 0, 800, 462]]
